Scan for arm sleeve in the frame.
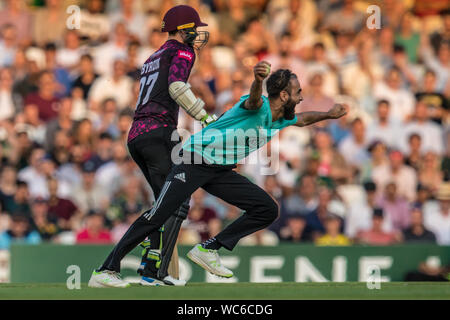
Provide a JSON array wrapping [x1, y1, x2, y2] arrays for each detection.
[[168, 50, 195, 85]]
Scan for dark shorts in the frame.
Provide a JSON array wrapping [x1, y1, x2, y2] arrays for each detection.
[[127, 126, 179, 198]]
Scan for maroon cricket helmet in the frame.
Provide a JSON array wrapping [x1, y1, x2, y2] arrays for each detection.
[[161, 5, 208, 33]]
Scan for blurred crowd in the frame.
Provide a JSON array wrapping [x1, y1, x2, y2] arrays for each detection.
[[0, 0, 449, 250]]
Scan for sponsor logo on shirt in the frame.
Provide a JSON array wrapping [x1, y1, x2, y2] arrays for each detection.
[[177, 50, 193, 62]]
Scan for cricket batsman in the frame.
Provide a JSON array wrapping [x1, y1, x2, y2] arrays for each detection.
[[91, 59, 347, 286], [88, 5, 216, 288]]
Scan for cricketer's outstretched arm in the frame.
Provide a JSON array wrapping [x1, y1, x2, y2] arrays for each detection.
[[294, 103, 346, 127]]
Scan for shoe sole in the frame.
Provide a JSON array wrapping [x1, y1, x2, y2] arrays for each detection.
[[140, 277, 166, 286], [187, 250, 233, 278], [88, 277, 130, 288], [88, 278, 107, 288]]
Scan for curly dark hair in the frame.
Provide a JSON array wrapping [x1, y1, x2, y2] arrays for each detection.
[[266, 69, 297, 98]]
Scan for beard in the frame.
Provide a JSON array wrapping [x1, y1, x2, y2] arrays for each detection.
[[283, 98, 296, 120]]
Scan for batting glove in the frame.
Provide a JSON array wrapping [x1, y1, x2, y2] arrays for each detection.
[[200, 114, 218, 127]]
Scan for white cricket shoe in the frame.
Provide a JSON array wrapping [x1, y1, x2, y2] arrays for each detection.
[[140, 275, 187, 286], [88, 270, 130, 288], [187, 244, 233, 278]]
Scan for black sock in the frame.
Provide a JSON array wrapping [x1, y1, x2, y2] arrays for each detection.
[[201, 237, 222, 250]]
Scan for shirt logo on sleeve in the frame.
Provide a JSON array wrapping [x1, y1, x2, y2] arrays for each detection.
[[177, 50, 193, 62]]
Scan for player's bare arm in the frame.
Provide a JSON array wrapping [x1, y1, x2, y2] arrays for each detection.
[[294, 103, 347, 127], [244, 61, 271, 110]]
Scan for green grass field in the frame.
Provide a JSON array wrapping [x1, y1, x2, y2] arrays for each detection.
[[0, 282, 449, 300]]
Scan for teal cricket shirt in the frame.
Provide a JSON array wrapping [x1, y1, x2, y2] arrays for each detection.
[[182, 95, 298, 165]]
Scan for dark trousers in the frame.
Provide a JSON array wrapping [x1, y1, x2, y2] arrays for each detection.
[[139, 162, 279, 251], [101, 128, 178, 272]]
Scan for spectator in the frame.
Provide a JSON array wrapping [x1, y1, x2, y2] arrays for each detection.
[[116, 109, 133, 144], [111, 210, 140, 243], [423, 183, 450, 245], [89, 59, 133, 111], [299, 73, 334, 113], [57, 144, 87, 188], [72, 118, 95, 155], [372, 150, 417, 202], [79, 0, 111, 44], [18, 148, 71, 199], [366, 100, 400, 148], [95, 141, 130, 198], [216, 0, 258, 44], [315, 213, 351, 246], [373, 27, 395, 71], [326, 31, 357, 70], [399, 100, 444, 156], [429, 9, 450, 53], [415, 70, 449, 125], [391, 44, 418, 90], [55, 30, 84, 70], [17, 147, 47, 198], [0, 0, 32, 46], [183, 205, 221, 243], [311, 130, 350, 182], [346, 181, 392, 239], [126, 40, 141, 79], [0, 165, 17, 212], [44, 97, 75, 152], [43, 42, 72, 97], [394, 12, 420, 63], [321, 0, 364, 34], [418, 151, 444, 195], [282, 174, 318, 217], [0, 24, 18, 67], [404, 133, 423, 171], [94, 99, 121, 137], [106, 176, 146, 224], [24, 70, 60, 123], [355, 208, 401, 245], [377, 182, 411, 231], [305, 42, 339, 97], [403, 207, 436, 243], [328, 103, 351, 145], [32, 0, 66, 46], [70, 160, 109, 215], [109, 0, 149, 43], [49, 129, 72, 166], [0, 213, 41, 249], [2, 180, 31, 217], [75, 212, 112, 244], [0, 67, 17, 121], [442, 131, 450, 181], [47, 178, 80, 232], [72, 54, 99, 102], [87, 132, 114, 170], [304, 186, 344, 241], [420, 40, 450, 93], [19, 103, 46, 145], [279, 211, 308, 243], [414, 184, 432, 209], [184, 189, 222, 242], [265, 32, 307, 87], [30, 197, 59, 241], [374, 67, 415, 123], [338, 118, 370, 168], [360, 140, 389, 183], [341, 42, 383, 108], [92, 22, 128, 76]]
